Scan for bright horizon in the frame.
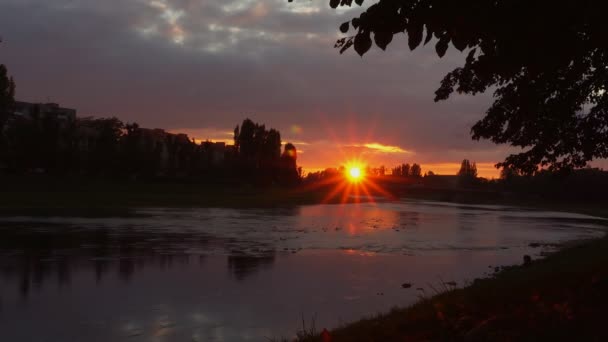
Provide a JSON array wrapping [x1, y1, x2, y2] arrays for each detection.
[[172, 128, 501, 179], [0, 0, 517, 180]]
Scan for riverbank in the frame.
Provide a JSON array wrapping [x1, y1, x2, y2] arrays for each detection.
[[293, 235, 608, 341], [0, 176, 340, 210], [2, 176, 608, 217]]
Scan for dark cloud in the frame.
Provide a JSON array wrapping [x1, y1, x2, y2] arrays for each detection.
[[0, 0, 517, 176]]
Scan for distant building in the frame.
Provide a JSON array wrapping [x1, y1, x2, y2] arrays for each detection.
[[211, 142, 226, 166], [14, 101, 76, 121], [75, 122, 100, 153], [137, 128, 171, 170]]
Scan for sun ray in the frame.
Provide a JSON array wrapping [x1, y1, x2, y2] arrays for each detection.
[[359, 181, 376, 205], [322, 180, 349, 204], [340, 182, 353, 204], [363, 179, 396, 200]]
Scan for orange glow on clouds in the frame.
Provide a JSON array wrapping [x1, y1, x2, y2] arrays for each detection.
[[169, 128, 234, 144], [359, 143, 411, 154]]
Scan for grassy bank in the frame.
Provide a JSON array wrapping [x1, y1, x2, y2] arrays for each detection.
[[292, 236, 608, 341], [0, 176, 334, 210], [2, 176, 608, 216]]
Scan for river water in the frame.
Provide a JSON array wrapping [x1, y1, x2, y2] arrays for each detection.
[[0, 200, 605, 341]]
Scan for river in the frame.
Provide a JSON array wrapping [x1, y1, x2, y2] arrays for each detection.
[[0, 200, 605, 341]]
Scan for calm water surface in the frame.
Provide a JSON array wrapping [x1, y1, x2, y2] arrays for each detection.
[[0, 200, 605, 341]]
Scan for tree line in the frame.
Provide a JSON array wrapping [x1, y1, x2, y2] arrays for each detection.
[[0, 64, 299, 185], [391, 163, 423, 178], [0, 112, 300, 185]]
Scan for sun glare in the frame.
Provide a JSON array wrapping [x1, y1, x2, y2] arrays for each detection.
[[302, 157, 394, 205], [348, 167, 362, 181]]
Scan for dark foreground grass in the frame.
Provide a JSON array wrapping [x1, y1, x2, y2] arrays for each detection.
[[295, 236, 608, 341], [0, 177, 336, 210]]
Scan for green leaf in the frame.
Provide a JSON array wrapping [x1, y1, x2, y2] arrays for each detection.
[[355, 0, 364, 6], [330, 0, 340, 9]]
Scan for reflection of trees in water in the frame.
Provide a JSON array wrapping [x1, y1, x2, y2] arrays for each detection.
[[458, 212, 478, 232], [1, 251, 197, 299], [227, 254, 276, 281], [0, 223, 278, 298]]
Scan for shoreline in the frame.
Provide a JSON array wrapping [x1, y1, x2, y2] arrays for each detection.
[[2, 183, 607, 221], [302, 234, 608, 341]]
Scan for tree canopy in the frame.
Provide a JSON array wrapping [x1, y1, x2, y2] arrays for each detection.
[[0, 64, 15, 126], [324, 0, 608, 174]]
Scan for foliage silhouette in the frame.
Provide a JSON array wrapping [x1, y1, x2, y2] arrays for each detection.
[[325, 0, 608, 174], [0, 62, 16, 165], [280, 142, 300, 185], [410, 163, 422, 178], [457, 159, 478, 187], [1, 107, 300, 186]]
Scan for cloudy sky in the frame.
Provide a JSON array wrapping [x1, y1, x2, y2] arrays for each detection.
[[0, 0, 519, 177]]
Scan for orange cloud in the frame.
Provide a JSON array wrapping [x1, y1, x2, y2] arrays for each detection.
[[339, 142, 412, 155], [360, 143, 412, 154]]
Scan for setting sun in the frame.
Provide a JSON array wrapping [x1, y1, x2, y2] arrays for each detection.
[[348, 167, 362, 181]]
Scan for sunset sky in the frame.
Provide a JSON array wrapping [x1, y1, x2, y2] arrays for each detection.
[[0, 0, 534, 178]]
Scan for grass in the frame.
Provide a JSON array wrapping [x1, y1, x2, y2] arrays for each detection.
[[267, 315, 322, 342], [0, 176, 336, 210], [291, 236, 608, 341], [2, 175, 608, 219]]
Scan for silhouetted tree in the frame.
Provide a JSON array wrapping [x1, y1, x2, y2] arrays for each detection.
[[458, 159, 477, 177], [2, 111, 295, 186], [458, 159, 478, 187], [4, 111, 40, 171], [235, 118, 256, 164], [402, 163, 411, 177], [410, 163, 422, 178], [326, 0, 608, 174], [86, 117, 124, 176], [122, 122, 141, 176], [233, 118, 284, 184], [500, 166, 520, 182], [0, 63, 15, 167], [0, 65, 14, 125], [280, 142, 300, 185]]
